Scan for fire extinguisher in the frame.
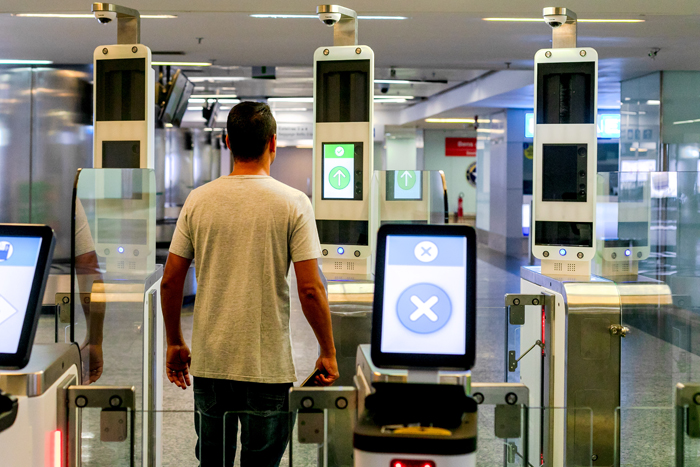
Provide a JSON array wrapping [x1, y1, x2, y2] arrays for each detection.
[[457, 192, 464, 218]]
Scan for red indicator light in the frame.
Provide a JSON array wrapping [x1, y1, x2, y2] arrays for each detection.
[[390, 461, 435, 467], [53, 430, 62, 467]]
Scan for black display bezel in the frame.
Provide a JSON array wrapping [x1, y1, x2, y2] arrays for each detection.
[[370, 224, 476, 371], [0, 224, 55, 369]]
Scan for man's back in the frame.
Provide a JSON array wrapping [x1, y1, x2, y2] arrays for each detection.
[[169, 175, 321, 383]]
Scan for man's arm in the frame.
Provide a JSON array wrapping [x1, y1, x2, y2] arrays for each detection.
[[294, 259, 339, 385], [75, 250, 104, 383], [161, 252, 193, 390]]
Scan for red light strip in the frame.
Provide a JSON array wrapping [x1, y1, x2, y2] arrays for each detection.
[[53, 430, 62, 467]]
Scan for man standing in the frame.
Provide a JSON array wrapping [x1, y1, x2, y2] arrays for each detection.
[[161, 102, 339, 467]]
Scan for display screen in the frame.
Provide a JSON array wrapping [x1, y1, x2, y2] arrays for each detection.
[[96, 58, 146, 122], [386, 171, 423, 201], [380, 235, 467, 356], [542, 144, 587, 202], [171, 81, 195, 128], [316, 220, 369, 246], [98, 219, 148, 245], [160, 70, 188, 124], [616, 221, 650, 247], [535, 221, 593, 247], [102, 141, 140, 169], [0, 237, 42, 354], [322, 142, 363, 200]]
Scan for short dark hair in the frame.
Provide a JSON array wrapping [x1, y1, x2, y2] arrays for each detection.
[[226, 102, 277, 162]]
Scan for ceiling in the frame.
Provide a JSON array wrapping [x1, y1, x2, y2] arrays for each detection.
[[2, 1, 700, 124]]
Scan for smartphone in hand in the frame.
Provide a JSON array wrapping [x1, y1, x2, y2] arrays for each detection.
[[301, 368, 330, 387]]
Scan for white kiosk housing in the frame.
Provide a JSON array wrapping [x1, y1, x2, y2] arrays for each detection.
[[312, 5, 376, 277]]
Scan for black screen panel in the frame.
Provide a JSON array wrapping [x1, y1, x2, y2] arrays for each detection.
[[316, 60, 370, 123], [537, 61, 595, 124], [96, 58, 146, 121], [98, 219, 148, 245], [542, 144, 587, 202], [102, 141, 140, 169], [535, 221, 593, 247], [316, 220, 369, 246]]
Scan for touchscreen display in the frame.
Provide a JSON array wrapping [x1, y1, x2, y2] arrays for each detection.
[[0, 236, 42, 354], [380, 235, 467, 355], [387, 171, 422, 201], [322, 142, 362, 200]]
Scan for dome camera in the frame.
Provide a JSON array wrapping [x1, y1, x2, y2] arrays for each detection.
[[94, 11, 117, 24], [543, 13, 568, 28], [318, 12, 341, 26]]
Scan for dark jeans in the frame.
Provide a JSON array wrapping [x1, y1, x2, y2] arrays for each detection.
[[193, 377, 294, 467]]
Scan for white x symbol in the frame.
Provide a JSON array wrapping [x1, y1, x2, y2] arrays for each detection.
[[409, 295, 439, 322]]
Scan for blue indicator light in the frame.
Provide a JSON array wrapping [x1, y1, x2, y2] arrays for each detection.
[[559, 249, 567, 256], [337, 247, 345, 255], [625, 249, 632, 257], [117, 246, 125, 254]]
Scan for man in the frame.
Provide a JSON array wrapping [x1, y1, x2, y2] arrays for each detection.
[[161, 102, 339, 467]]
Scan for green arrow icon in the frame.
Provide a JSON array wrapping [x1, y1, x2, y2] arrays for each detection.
[[398, 171, 416, 190], [329, 167, 351, 190]]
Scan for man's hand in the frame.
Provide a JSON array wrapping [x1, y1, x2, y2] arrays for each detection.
[[166, 343, 192, 390], [80, 344, 104, 384], [314, 354, 339, 386]]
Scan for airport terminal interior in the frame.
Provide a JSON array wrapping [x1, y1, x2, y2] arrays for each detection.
[[3, 1, 700, 466]]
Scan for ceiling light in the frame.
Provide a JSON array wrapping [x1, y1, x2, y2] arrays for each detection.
[[483, 17, 644, 23], [250, 14, 406, 20], [425, 118, 492, 124], [189, 98, 239, 104], [191, 94, 238, 99], [646, 100, 661, 105], [268, 97, 314, 103], [271, 107, 309, 112], [375, 95, 414, 100], [375, 79, 413, 85], [0, 59, 53, 65], [14, 13, 177, 18], [374, 98, 407, 103], [189, 77, 247, 82], [673, 119, 700, 125], [152, 61, 211, 67]]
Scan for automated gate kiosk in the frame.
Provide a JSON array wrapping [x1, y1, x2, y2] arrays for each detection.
[[353, 224, 478, 466], [312, 4, 377, 278], [0, 224, 136, 467], [508, 7, 670, 466]]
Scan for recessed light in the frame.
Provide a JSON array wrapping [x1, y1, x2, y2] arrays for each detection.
[[375, 79, 413, 85], [425, 118, 492, 124], [189, 77, 247, 82], [267, 97, 314, 103], [646, 100, 661, 105], [14, 13, 177, 18], [250, 14, 406, 20], [152, 61, 211, 67], [375, 95, 414, 100], [191, 94, 238, 99], [0, 59, 53, 65], [483, 17, 644, 23]]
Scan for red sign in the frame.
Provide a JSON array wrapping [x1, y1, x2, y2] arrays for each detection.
[[445, 137, 477, 157]]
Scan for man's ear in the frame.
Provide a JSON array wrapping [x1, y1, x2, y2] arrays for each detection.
[[269, 134, 277, 154], [226, 135, 231, 151]]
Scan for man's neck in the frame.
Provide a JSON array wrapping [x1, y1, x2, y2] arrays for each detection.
[[230, 159, 270, 176]]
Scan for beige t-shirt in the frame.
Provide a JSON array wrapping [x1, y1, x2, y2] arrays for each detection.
[[169, 175, 322, 383]]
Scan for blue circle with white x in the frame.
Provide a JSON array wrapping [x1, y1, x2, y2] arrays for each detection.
[[397, 283, 452, 334]]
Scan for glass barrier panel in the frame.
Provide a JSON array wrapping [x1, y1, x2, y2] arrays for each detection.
[[373, 170, 447, 226], [476, 403, 529, 467], [615, 407, 676, 466]]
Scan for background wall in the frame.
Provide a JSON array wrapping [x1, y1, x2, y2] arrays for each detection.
[[423, 129, 478, 215], [270, 147, 313, 197]]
